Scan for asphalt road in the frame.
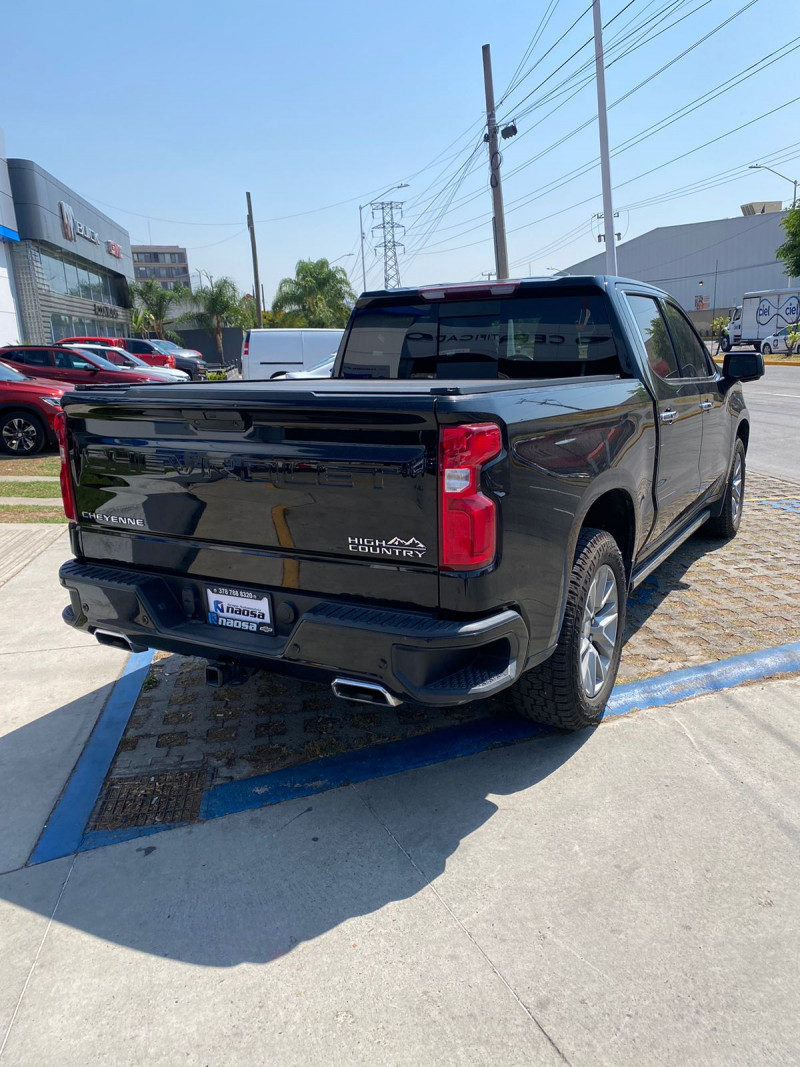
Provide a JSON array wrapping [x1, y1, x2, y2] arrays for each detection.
[[742, 363, 800, 482]]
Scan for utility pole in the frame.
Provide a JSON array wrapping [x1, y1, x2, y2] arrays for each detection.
[[482, 44, 509, 280], [372, 202, 405, 289], [592, 0, 617, 275], [246, 191, 262, 325], [359, 203, 367, 291]]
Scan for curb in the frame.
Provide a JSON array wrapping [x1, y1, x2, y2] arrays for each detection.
[[27, 641, 800, 864], [29, 649, 155, 865]]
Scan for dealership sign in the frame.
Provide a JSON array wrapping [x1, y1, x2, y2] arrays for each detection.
[[58, 201, 100, 246], [106, 240, 123, 259]]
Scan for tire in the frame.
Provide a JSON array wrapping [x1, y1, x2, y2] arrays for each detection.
[[506, 528, 627, 730], [761, 343, 772, 356], [0, 410, 47, 456], [720, 334, 731, 353], [705, 438, 745, 539]]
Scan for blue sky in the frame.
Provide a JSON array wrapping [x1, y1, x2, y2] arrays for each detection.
[[4, 0, 796, 299]]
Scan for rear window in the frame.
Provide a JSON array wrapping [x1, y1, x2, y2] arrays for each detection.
[[340, 292, 621, 379]]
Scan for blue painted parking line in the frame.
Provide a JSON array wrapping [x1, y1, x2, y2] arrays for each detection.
[[200, 717, 553, 822], [602, 641, 800, 719], [29, 649, 155, 866], [26, 640, 800, 862]]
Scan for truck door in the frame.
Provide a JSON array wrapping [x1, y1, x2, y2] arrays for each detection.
[[625, 293, 703, 543], [661, 300, 728, 498]]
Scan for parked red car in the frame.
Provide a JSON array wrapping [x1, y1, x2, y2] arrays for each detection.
[[57, 336, 177, 369], [0, 360, 70, 455], [0, 346, 172, 387]]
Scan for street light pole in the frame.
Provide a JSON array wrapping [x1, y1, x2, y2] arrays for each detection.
[[749, 163, 798, 209], [359, 184, 409, 293]]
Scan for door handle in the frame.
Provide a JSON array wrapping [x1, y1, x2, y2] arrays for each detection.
[[659, 409, 678, 424], [699, 401, 713, 411]]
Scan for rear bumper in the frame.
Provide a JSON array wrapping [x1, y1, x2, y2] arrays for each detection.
[[60, 559, 529, 706]]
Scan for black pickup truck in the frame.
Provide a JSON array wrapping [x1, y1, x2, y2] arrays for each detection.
[[56, 277, 763, 729]]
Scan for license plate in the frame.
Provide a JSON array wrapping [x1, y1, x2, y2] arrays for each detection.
[[206, 584, 273, 635]]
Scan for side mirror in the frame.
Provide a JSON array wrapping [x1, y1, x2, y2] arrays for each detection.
[[722, 351, 764, 383]]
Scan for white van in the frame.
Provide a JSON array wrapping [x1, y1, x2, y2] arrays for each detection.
[[241, 328, 344, 380]]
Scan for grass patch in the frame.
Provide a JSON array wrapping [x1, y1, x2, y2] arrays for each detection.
[[0, 481, 62, 499], [0, 506, 66, 523], [0, 454, 60, 477]]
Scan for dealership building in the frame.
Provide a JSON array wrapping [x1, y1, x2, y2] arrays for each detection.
[[4, 156, 134, 344]]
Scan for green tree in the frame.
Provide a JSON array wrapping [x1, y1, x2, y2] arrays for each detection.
[[271, 258, 356, 328], [129, 279, 191, 339], [776, 206, 800, 279], [711, 315, 728, 356], [785, 328, 800, 359], [129, 306, 155, 337], [182, 276, 250, 359]]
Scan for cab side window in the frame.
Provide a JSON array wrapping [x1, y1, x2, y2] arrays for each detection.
[[54, 350, 92, 371], [662, 302, 714, 379], [24, 349, 53, 368], [626, 295, 680, 380]]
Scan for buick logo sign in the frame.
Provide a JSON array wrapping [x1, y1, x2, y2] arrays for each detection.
[[58, 200, 100, 245], [59, 201, 76, 241]]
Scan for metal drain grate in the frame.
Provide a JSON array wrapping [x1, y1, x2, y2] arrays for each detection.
[[89, 770, 206, 831]]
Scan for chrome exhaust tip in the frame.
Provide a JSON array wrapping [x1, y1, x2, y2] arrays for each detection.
[[93, 628, 136, 653], [331, 678, 402, 707]]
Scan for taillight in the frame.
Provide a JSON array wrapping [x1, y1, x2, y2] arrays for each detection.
[[54, 409, 77, 521], [243, 340, 249, 358], [166, 354, 176, 368], [439, 423, 502, 571]]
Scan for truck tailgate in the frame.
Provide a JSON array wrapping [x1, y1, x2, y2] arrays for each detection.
[[64, 386, 441, 610]]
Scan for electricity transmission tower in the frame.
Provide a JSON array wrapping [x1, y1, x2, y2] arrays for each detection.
[[371, 201, 405, 289]]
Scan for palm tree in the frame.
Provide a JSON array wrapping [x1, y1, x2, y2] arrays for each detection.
[[129, 279, 190, 339], [182, 277, 250, 360], [271, 259, 356, 328], [129, 306, 155, 337]]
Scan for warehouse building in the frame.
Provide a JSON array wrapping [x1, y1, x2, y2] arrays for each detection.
[[563, 206, 789, 327]]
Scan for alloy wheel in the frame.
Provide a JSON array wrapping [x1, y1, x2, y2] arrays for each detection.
[[731, 452, 744, 524], [580, 564, 619, 698], [2, 417, 38, 453]]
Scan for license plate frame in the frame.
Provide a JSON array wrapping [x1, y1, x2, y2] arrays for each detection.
[[205, 584, 273, 635]]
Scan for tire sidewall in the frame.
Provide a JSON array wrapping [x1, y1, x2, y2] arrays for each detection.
[[0, 410, 46, 456], [563, 532, 627, 721], [762, 344, 772, 356]]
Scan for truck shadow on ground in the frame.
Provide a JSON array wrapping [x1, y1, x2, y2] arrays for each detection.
[[0, 704, 591, 967]]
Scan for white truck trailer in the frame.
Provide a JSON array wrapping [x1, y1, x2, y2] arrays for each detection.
[[721, 288, 800, 351]]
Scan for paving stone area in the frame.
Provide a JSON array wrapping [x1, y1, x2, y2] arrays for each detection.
[[94, 473, 799, 829]]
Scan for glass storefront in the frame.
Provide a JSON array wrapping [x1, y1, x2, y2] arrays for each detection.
[[39, 248, 121, 306], [50, 313, 125, 339]]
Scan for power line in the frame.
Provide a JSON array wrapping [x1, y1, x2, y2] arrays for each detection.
[[409, 47, 799, 257], [411, 94, 800, 259], [402, 0, 744, 248]]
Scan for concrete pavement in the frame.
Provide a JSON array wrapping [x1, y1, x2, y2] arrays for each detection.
[[0, 526, 124, 873], [1, 677, 799, 1065]]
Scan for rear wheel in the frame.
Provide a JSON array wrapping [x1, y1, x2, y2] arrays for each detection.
[[0, 410, 47, 455], [507, 528, 626, 730], [705, 438, 745, 539], [761, 343, 772, 356]]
